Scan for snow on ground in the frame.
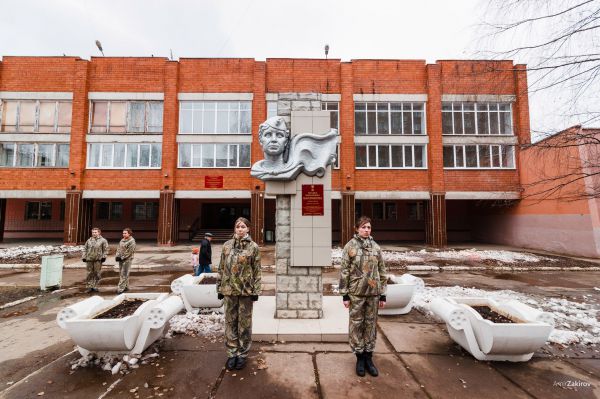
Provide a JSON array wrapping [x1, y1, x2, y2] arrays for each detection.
[[0, 245, 84, 261], [413, 285, 600, 346], [166, 311, 224, 338], [331, 247, 554, 265]]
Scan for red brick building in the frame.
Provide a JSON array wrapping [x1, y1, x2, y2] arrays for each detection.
[[0, 56, 530, 246]]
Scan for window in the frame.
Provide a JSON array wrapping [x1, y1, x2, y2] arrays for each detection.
[[90, 101, 163, 133], [0, 100, 72, 133], [25, 201, 52, 220], [96, 202, 123, 220], [87, 143, 161, 168], [355, 144, 426, 168], [355, 102, 425, 135], [0, 142, 69, 168], [321, 102, 339, 130], [442, 102, 512, 135], [334, 144, 340, 169], [267, 101, 278, 119], [179, 101, 251, 134], [178, 143, 251, 168], [407, 202, 424, 221], [372, 202, 397, 220], [133, 202, 159, 221], [443, 145, 515, 169]]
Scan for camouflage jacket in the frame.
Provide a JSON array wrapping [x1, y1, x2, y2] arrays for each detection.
[[217, 235, 262, 296], [339, 234, 387, 297], [116, 237, 136, 261], [83, 236, 108, 261]]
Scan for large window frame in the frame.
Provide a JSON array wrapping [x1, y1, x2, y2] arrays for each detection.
[[89, 100, 163, 134], [0, 142, 69, 168], [0, 100, 72, 133], [442, 102, 513, 135], [96, 201, 123, 221], [86, 143, 162, 169], [177, 143, 251, 168], [355, 144, 427, 169], [354, 102, 426, 135], [443, 144, 515, 169], [321, 101, 339, 131], [179, 101, 252, 134], [132, 202, 159, 221], [25, 201, 52, 220]]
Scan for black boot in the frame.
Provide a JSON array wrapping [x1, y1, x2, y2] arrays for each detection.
[[226, 356, 237, 370], [235, 356, 247, 370], [364, 352, 379, 377], [355, 353, 366, 377]]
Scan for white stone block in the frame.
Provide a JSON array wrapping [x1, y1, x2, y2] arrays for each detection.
[[292, 227, 313, 247], [308, 293, 323, 309], [276, 258, 288, 274], [276, 293, 288, 309], [298, 276, 320, 293], [291, 246, 313, 267], [276, 275, 297, 292], [287, 293, 309, 309], [313, 246, 332, 268], [297, 310, 322, 319]]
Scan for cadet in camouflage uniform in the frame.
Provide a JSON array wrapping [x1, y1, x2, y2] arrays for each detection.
[[216, 217, 261, 371], [82, 227, 108, 292], [115, 227, 136, 294], [339, 216, 387, 377]]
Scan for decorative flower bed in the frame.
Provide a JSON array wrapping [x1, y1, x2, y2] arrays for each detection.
[[378, 273, 425, 315], [170, 273, 223, 313]]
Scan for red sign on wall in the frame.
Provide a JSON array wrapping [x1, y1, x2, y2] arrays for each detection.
[[205, 176, 224, 189], [302, 184, 324, 216]]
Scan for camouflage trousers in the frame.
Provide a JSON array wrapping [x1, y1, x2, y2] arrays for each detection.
[[348, 295, 379, 353], [85, 261, 102, 289], [223, 295, 254, 359], [118, 259, 132, 292]]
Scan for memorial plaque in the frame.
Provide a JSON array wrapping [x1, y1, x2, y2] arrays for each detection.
[[302, 184, 324, 216], [204, 176, 224, 188]]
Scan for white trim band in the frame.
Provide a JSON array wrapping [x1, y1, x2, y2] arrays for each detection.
[[177, 93, 254, 101], [82, 190, 160, 199], [266, 93, 278, 101], [86, 134, 163, 143], [353, 94, 428, 102], [321, 94, 341, 101], [176, 135, 252, 143], [0, 134, 71, 143], [445, 191, 520, 200], [355, 191, 430, 200], [0, 92, 73, 100], [442, 136, 518, 145], [88, 92, 164, 100], [0, 190, 66, 199], [175, 190, 251, 199], [354, 135, 429, 144], [441, 94, 516, 102]]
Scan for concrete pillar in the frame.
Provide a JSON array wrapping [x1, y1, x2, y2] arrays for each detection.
[[250, 190, 265, 246], [426, 192, 447, 247], [64, 190, 92, 245], [158, 190, 178, 246], [340, 192, 355, 245], [0, 198, 6, 242]]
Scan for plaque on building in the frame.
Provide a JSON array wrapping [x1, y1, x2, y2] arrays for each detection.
[[302, 184, 324, 216], [204, 176, 224, 189]]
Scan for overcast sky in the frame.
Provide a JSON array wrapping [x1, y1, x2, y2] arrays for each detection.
[[0, 0, 577, 136]]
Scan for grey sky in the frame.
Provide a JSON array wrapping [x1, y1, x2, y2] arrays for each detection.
[[0, 0, 577, 136]]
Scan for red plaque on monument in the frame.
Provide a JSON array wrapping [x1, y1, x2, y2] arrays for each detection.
[[302, 184, 324, 216], [204, 176, 224, 189]]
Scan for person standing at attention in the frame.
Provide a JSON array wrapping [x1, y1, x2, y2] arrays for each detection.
[[115, 227, 136, 294], [216, 218, 261, 371], [339, 216, 387, 377], [82, 227, 108, 293]]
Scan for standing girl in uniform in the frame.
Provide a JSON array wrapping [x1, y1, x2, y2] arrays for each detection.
[[216, 217, 261, 371], [339, 216, 387, 377]]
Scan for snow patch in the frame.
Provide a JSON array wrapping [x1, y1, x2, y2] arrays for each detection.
[[0, 245, 83, 261], [166, 311, 224, 337]]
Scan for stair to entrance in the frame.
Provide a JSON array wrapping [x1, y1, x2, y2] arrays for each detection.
[[191, 229, 232, 243]]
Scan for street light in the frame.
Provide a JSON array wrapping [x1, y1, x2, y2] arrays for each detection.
[[95, 40, 104, 56]]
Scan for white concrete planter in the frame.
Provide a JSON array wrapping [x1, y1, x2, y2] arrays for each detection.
[[170, 273, 223, 313], [379, 273, 425, 315], [56, 293, 183, 356], [431, 296, 554, 362]]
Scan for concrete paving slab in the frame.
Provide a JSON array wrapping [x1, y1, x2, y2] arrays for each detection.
[[316, 353, 427, 399], [493, 358, 600, 399], [379, 322, 458, 354], [160, 334, 224, 352], [401, 353, 531, 398], [252, 296, 279, 341], [257, 338, 391, 354], [216, 352, 319, 399], [378, 308, 440, 324], [567, 358, 600, 377]]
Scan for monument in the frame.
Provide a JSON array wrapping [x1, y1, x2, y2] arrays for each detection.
[[251, 112, 338, 319]]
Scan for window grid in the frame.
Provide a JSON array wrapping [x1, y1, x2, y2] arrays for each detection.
[[177, 143, 251, 168], [442, 102, 512, 135], [355, 144, 427, 169], [321, 102, 340, 130], [179, 101, 251, 134], [87, 143, 162, 169], [0, 142, 69, 168], [443, 144, 515, 169], [354, 102, 426, 135], [89, 101, 163, 134], [0, 100, 72, 133]]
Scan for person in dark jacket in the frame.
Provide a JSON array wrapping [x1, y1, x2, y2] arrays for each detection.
[[197, 232, 213, 275]]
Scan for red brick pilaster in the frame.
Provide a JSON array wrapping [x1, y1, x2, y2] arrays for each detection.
[[64, 190, 92, 245]]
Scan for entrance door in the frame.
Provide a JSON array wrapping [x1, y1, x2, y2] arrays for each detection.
[[202, 204, 251, 229]]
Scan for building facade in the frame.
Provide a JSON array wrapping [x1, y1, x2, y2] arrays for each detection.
[[0, 56, 530, 246]]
